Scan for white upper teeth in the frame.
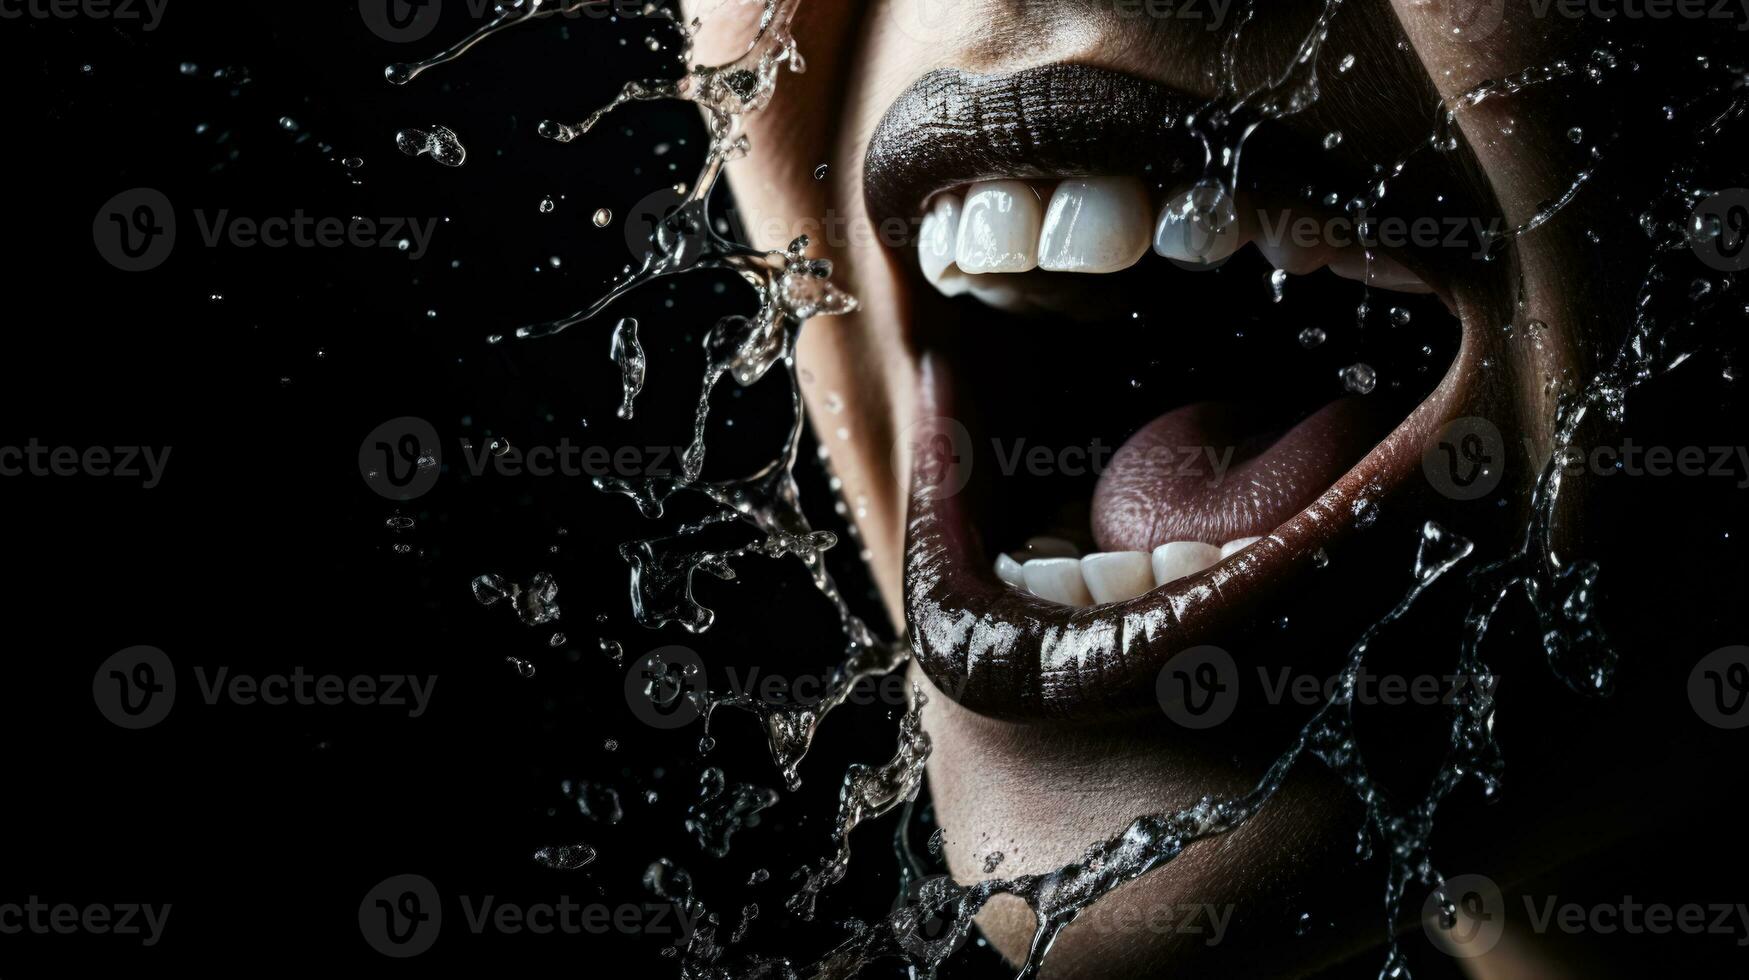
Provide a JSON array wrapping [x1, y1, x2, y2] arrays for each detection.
[[918, 178, 1433, 298], [1001, 538, 1260, 607], [1151, 541, 1223, 585], [1038, 177, 1152, 273], [955, 179, 1043, 274]]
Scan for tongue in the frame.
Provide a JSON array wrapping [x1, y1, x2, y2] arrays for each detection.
[[1091, 398, 1387, 552]]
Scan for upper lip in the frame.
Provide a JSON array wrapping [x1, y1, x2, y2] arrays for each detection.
[[865, 64, 1206, 231], [863, 63, 1483, 300], [877, 65, 1483, 722]]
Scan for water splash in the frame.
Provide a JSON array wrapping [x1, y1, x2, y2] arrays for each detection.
[[472, 571, 562, 626], [394, 124, 466, 167], [611, 316, 647, 420], [686, 767, 778, 858]]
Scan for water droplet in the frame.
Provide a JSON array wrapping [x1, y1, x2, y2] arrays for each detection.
[[1298, 326, 1327, 348], [1341, 362, 1378, 394], [1322, 131, 1343, 150], [592, 208, 612, 227], [1338, 54, 1355, 73], [394, 124, 466, 167], [539, 196, 556, 213], [1566, 126, 1584, 143], [1389, 307, 1411, 327], [1269, 269, 1288, 303], [532, 842, 596, 870], [813, 163, 828, 180], [610, 318, 646, 420]]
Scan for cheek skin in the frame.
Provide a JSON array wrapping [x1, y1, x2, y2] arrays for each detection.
[[1391, 3, 1609, 550], [685, 0, 914, 625]]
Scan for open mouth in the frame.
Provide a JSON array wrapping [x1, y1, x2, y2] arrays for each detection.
[[868, 65, 1483, 721]]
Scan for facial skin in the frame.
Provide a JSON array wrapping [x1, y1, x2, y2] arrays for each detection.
[[682, 0, 1716, 974]]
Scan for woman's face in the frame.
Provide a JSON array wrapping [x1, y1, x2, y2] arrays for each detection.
[[688, 0, 1700, 974]]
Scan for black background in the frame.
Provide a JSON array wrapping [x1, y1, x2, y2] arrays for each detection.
[[0, 1, 960, 974]]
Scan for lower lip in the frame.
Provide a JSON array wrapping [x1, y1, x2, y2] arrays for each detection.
[[903, 348, 1466, 721]]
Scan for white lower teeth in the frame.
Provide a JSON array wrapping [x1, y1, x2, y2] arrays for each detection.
[[1221, 536, 1263, 558], [994, 537, 1273, 605], [1021, 557, 1094, 606], [1150, 541, 1223, 586], [1079, 551, 1153, 604]]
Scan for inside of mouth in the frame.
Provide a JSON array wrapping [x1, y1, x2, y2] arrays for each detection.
[[922, 244, 1460, 606]]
